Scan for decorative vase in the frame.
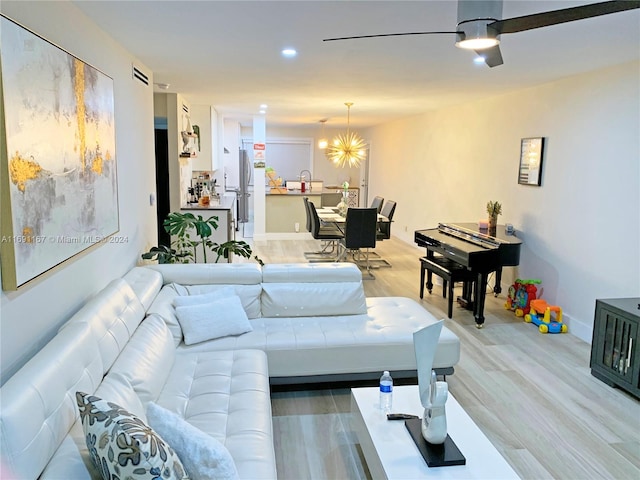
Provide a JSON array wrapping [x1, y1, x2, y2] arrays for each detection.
[[488, 216, 498, 236], [338, 191, 349, 216]]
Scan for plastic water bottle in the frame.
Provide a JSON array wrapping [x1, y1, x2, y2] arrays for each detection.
[[379, 371, 393, 412]]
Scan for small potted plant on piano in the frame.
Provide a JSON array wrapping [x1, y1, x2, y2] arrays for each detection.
[[486, 201, 502, 233]]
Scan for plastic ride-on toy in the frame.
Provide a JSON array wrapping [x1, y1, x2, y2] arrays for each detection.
[[504, 279, 541, 317], [524, 299, 567, 334]]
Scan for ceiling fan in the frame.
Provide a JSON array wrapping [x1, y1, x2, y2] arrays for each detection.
[[323, 1, 640, 67]]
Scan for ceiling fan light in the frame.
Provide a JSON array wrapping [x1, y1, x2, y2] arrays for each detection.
[[456, 37, 499, 50], [455, 19, 499, 50]]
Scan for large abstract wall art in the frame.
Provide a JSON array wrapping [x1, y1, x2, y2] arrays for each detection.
[[0, 15, 119, 290]]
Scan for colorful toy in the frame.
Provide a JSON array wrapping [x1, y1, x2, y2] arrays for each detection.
[[504, 279, 541, 317], [525, 299, 567, 334]]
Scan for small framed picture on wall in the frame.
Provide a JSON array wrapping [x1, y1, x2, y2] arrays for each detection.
[[518, 137, 545, 186]]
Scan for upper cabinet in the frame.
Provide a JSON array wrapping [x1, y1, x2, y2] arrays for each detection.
[[190, 104, 219, 172]]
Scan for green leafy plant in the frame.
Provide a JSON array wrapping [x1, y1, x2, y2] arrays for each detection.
[[486, 200, 502, 219], [142, 211, 262, 265]]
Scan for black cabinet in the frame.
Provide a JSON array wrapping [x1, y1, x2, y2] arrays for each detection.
[[590, 298, 640, 398]]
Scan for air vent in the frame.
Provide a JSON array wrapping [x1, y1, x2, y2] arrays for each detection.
[[132, 65, 149, 86]]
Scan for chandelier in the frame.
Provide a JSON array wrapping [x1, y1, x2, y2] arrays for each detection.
[[327, 102, 366, 168], [318, 119, 328, 150]]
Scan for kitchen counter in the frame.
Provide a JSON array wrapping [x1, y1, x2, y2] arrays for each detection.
[[266, 187, 341, 196], [181, 195, 234, 210]]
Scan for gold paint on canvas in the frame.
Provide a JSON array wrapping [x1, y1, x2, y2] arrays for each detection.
[[9, 152, 42, 192], [74, 58, 86, 171]]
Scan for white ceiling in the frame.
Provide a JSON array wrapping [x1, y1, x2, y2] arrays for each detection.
[[73, 0, 640, 128]]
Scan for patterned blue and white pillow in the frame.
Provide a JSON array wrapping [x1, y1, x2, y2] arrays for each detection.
[[76, 392, 189, 480]]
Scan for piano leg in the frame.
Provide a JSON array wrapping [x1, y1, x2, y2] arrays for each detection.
[[493, 267, 503, 296], [474, 272, 489, 328], [426, 270, 434, 294]]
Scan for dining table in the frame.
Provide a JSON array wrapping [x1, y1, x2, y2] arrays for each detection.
[[315, 207, 390, 262]]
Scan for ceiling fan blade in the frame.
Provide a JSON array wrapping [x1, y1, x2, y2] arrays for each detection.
[[323, 31, 459, 42], [476, 45, 504, 67], [490, 0, 640, 35]]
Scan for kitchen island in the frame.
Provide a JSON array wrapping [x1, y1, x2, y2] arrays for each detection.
[[265, 189, 320, 234], [180, 195, 235, 262], [265, 187, 359, 235]]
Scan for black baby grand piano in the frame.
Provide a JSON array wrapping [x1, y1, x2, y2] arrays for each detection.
[[415, 223, 522, 327]]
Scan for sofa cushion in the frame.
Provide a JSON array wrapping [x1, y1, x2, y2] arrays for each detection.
[[261, 282, 366, 317], [155, 349, 276, 480], [173, 287, 234, 307], [147, 402, 239, 480], [60, 278, 146, 375], [175, 296, 253, 345], [181, 284, 262, 319], [261, 262, 362, 283], [260, 263, 367, 317], [147, 263, 262, 286], [108, 315, 175, 405], [123, 266, 164, 311], [147, 284, 183, 346], [176, 297, 460, 377], [0, 323, 102, 480], [76, 392, 188, 480], [149, 284, 262, 347], [41, 370, 162, 479]]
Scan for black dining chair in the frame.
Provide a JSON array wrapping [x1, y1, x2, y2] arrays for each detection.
[[305, 200, 344, 262], [370, 196, 384, 214], [377, 200, 396, 241], [371, 200, 397, 267], [341, 208, 378, 278]]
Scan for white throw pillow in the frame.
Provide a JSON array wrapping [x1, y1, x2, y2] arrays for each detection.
[[76, 392, 189, 480], [172, 286, 235, 307], [147, 403, 239, 480], [174, 296, 252, 345]]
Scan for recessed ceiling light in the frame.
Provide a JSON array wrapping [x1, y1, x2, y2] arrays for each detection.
[[260, 104, 268, 109], [281, 48, 297, 57], [473, 56, 485, 64]]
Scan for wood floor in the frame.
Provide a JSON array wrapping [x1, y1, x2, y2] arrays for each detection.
[[239, 235, 640, 479]]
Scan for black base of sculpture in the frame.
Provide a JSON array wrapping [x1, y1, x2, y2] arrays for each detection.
[[405, 418, 466, 467]]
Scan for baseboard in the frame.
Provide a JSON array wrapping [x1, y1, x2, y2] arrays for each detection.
[[263, 232, 313, 241], [564, 312, 592, 343]]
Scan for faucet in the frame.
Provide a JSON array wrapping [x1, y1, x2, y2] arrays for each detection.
[[299, 169, 312, 183]]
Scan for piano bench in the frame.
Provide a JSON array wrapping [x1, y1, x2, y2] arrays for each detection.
[[420, 256, 477, 319]]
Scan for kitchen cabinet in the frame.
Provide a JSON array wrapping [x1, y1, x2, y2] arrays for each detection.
[[590, 298, 639, 398]]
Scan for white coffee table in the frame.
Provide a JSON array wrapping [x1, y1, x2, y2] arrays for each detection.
[[351, 385, 520, 479]]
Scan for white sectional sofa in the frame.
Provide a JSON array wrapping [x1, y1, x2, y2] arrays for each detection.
[[0, 263, 459, 479]]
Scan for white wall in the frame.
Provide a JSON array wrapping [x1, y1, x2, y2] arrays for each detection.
[[0, 2, 157, 383], [365, 61, 640, 342]]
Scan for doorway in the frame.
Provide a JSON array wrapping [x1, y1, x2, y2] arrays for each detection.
[[154, 129, 170, 247]]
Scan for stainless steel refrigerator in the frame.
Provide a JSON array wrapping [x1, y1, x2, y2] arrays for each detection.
[[237, 149, 251, 223]]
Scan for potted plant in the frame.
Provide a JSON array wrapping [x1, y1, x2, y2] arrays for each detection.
[[142, 211, 263, 265], [486, 201, 502, 231]]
